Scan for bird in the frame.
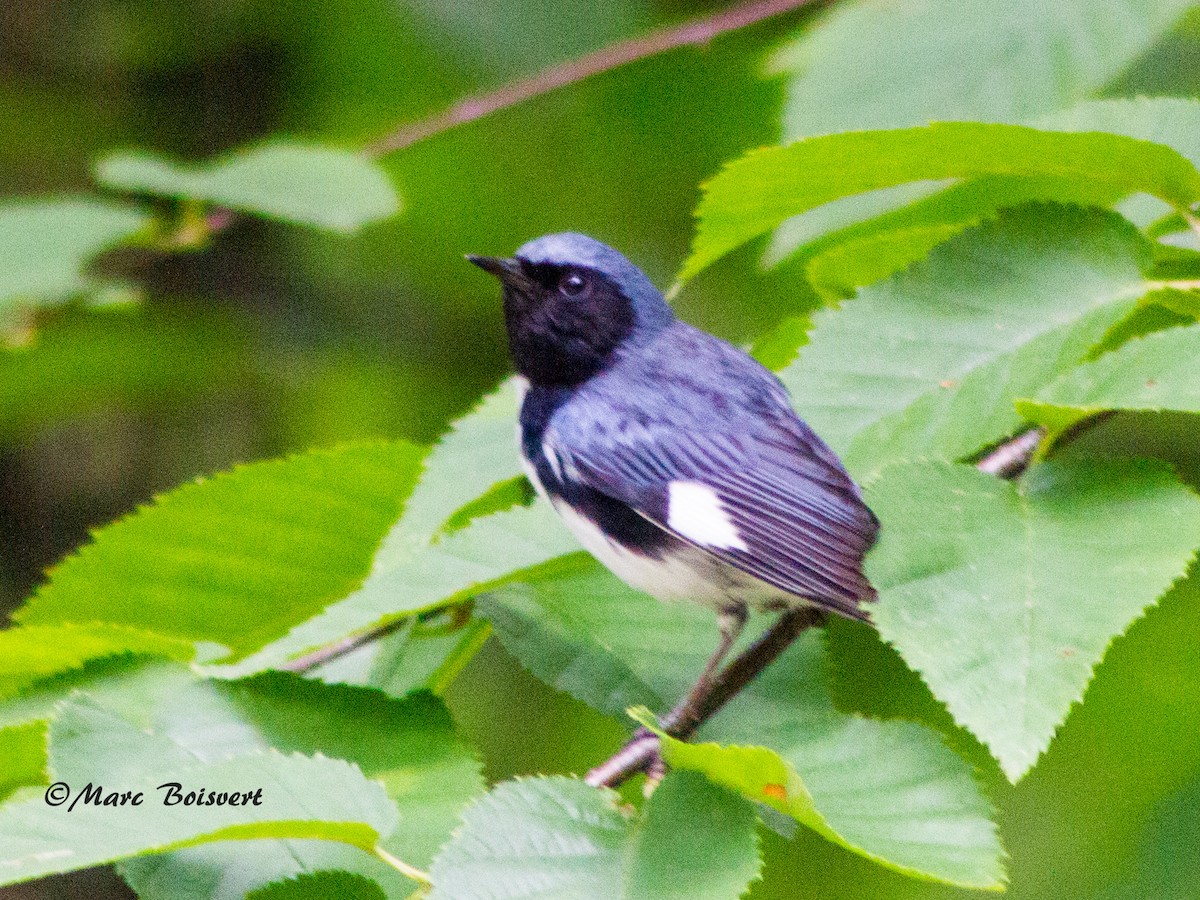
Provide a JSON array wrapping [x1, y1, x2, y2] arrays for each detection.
[[468, 232, 879, 735]]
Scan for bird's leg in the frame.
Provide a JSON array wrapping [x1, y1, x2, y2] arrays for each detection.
[[586, 606, 746, 792], [585, 606, 824, 789], [659, 604, 748, 736]]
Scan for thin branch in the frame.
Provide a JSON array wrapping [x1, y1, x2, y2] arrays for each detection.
[[159, 0, 820, 251], [364, 0, 822, 157], [279, 617, 409, 673], [584, 607, 825, 788], [585, 731, 662, 789], [693, 606, 825, 727]]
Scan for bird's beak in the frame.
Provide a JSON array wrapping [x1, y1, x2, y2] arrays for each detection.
[[466, 255, 532, 290]]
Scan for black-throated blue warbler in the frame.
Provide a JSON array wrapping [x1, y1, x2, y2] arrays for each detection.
[[469, 233, 878, 731]]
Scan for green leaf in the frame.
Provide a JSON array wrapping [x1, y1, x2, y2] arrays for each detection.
[[30, 661, 480, 898], [247, 872, 387, 900], [429, 777, 626, 900], [784, 205, 1151, 474], [441, 477, 533, 534], [767, 172, 1128, 276], [16, 442, 424, 659], [479, 558, 669, 717], [0, 723, 46, 801], [97, 144, 399, 232], [0, 199, 149, 314], [260, 686, 477, 866], [642, 715, 1000, 890], [365, 617, 492, 697], [481, 564, 1004, 888], [215, 678, 482, 869], [121, 832, 407, 900], [1017, 323, 1200, 439], [681, 123, 1198, 281], [303, 615, 490, 696], [749, 314, 809, 371], [803, 224, 966, 298], [0, 749, 397, 887], [697, 637, 1002, 889], [625, 771, 761, 900], [766, 97, 1200, 272], [428, 773, 760, 900], [384, 377, 525, 548], [1086, 294, 1196, 357], [867, 459, 1200, 781], [1152, 286, 1200, 320], [0, 656, 151, 731], [223, 502, 581, 675], [0, 623, 193, 699], [289, 378, 528, 689], [821, 616, 958, 732], [771, 0, 1197, 137], [1040, 97, 1200, 170]]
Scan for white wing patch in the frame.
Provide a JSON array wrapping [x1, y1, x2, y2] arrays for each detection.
[[667, 481, 748, 551]]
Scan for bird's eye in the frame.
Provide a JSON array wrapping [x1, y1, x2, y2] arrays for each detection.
[[558, 272, 589, 298]]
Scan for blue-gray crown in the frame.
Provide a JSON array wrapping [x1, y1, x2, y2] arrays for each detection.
[[515, 232, 674, 333]]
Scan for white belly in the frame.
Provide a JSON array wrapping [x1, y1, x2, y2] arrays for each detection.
[[523, 456, 787, 611], [552, 496, 730, 603]]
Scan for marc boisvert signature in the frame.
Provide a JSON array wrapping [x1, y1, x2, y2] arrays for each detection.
[[44, 782, 264, 812]]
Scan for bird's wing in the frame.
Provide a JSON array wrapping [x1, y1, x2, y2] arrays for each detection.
[[547, 416, 879, 620]]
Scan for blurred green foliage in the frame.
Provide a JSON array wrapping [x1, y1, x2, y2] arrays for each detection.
[[4, 0, 1200, 897], [0, 0, 798, 610]]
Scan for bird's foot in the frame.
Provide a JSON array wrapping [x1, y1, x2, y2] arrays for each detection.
[[642, 745, 667, 796], [584, 726, 664, 789]]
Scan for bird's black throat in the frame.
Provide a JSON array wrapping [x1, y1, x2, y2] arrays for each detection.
[[502, 265, 639, 387]]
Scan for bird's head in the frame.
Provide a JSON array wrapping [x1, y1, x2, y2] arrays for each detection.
[[469, 232, 674, 386]]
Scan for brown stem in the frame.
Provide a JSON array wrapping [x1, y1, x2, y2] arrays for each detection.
[[279, 617, 409, 673], [584, 607, 825, 788], [584, 731, 663, 789], [364, 0, 822, 157], [152, 0, 819, 247], [693, 606, 825, 727]]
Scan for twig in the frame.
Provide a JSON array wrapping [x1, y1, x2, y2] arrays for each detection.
[[584, 607, 825, 788], [364, 0, 822, 157], [279, 617, 409, 673], [585, 731, 663, 789], [164, 0, 819, 245], [693, 607, 825, 725]]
